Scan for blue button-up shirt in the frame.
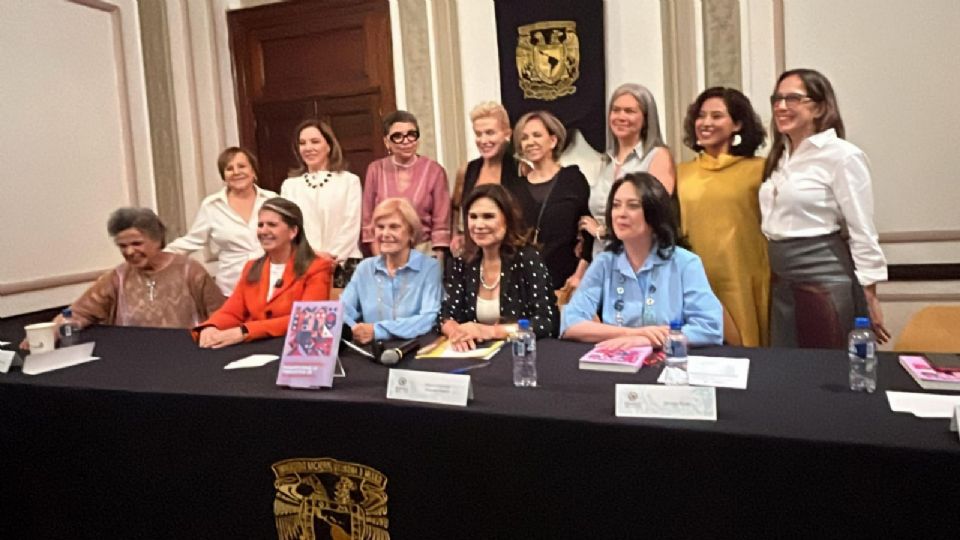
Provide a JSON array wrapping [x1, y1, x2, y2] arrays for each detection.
[[342, 250, 442, 340], [560, 247, 723, 346]]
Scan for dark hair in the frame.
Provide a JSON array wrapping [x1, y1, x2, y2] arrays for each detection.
[[461, 184, 532, 262], [290, 119, 347, 175], [216, 146, 261, 183], [247, 197, 316, 283], [682, 87, 766, 156], [107, 207, 167, 248], [513, 110, 567, 161], [604, 173, 677, 260], [763, 68, 845, 180], [382, 110, 420, 135]]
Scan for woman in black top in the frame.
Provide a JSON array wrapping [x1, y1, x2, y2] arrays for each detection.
[[509, 110, 591, 291], [440, 184, 558, 351], [450, 101, 520, 257]]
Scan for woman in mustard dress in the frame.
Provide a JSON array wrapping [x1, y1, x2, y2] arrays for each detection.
[[678, 87, 769, 346]]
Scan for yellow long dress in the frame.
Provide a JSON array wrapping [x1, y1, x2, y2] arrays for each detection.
[[678, 153, 769, 346]]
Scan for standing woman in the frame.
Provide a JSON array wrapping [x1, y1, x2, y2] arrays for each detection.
[[281, 119, 362, 287], [578, 83, 677, 262], [166, 147, 277, 296], [441, 184, 557, 351], [760, 68, 889, 347], [509, 110, 590, 291], [195, 198, 334, 347], [678, 87, 769, 346], [361, 110, 451, 260], [449, 101, 519, 256]]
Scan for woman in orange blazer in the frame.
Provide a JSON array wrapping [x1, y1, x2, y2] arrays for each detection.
[[195, 197, 333, 347]]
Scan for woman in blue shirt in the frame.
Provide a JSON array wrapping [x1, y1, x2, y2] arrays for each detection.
[[341, 197, 442, 344], [561, 173, 722, 349]]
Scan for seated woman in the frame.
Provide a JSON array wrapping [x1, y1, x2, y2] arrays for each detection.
[[341, 197, 442, 344], [27, 208, 224, 342], [561, 173, 722, 349], [195, 198, 334, 348], [440, 184, 557, 351]]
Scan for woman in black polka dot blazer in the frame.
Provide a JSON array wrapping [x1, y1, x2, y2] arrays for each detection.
[[440, 184, 558, 351]]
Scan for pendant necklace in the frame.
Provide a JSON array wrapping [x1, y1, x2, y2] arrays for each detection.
[[304, 171, 333, 189]]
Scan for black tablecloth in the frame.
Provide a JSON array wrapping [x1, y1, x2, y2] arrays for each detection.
[[1, 326, 958, 539]]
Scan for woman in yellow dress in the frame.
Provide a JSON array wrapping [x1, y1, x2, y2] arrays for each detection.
[[678, 87, 769, 346]]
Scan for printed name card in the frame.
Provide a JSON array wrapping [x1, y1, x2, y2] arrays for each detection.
[[615, 384, 717, 421], [0, 350, 18, 374], [386, 368, 473, 407]]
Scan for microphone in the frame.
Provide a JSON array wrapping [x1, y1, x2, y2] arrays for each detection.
[[379, 338, 420, 365]]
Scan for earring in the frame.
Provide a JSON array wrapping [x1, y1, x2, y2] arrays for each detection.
[[732, 133, 742, 147]]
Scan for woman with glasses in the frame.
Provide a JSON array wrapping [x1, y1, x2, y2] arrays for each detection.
[[281, 119, 362, 288], [361, 110, 451, 261], [760, 68, 888, 348], [677, 87, 769, 346]]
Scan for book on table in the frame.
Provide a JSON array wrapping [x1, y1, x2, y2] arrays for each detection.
[[899, 355, 960, 391], [579, 345, 652, 373]]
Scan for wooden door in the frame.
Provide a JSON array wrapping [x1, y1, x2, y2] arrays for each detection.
[[229, 0, 395, 193]]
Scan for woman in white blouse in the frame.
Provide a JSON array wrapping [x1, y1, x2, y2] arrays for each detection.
[[167, 147, 277, 296], [760, 68, 889, 347], [281, 119, 363, 287]]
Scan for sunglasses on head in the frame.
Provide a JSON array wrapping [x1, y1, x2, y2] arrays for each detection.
[[388, 130, 420, 144]]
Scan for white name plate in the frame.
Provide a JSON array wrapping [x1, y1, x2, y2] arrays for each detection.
[[0, 350, 19, 374], [616, 384, 717, 421], [386, 368, 473, 407]]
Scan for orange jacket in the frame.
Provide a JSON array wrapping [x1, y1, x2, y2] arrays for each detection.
[[196, 255, 333, 341]]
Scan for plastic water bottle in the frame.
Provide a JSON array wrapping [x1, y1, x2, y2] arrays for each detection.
[[59, 307, 81, 347], [663, 320, 689, 385], [848, 317, 877, 393], [511, 319, 537, 387]]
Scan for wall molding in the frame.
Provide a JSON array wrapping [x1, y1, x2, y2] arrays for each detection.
[[0, 270, 108, 296], [879, 230, 960, 243], [701, 0, 742, 89]]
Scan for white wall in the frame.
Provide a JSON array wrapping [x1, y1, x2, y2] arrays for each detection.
[[0, 0, 154, 317]]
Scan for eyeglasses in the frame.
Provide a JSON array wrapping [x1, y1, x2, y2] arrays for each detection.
[[769, 93, 813, 107], [388, 130, 420, 144]]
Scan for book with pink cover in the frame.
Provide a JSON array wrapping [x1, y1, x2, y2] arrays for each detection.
[[899, 355, 960, 391], [579, 346, 652, 373], [276, 301, 343, 389]]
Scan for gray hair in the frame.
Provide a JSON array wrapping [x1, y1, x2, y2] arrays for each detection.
[[106, 207, 166, 247], [606, 83, 666, 161]]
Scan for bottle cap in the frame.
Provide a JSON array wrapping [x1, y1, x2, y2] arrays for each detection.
[[518, 319, 530, 330], [854, 317, 871, 329], [669, 319, 682, 330]]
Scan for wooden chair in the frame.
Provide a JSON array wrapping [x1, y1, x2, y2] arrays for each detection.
[[893, 305, 960, 353]]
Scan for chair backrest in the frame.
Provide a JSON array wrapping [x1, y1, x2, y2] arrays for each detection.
[[894, 305, 960, 353]]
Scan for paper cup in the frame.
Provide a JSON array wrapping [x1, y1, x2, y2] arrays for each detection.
[[25, 322, 57, 353]]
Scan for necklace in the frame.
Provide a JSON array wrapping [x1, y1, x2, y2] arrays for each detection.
[[391, 155, 418, 169], [145, 278, 157, 302], [479, 262, 501, 290], [304, 171, 333, 189]]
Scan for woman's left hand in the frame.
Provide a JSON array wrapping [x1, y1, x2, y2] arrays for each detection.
[[448, 322, 489, 352], [596, 335, 653, 351], [578, 215, 600, 237], [199, 326, 245, 349], [352, 323, 375, 345], [863, 285, 890, 344]]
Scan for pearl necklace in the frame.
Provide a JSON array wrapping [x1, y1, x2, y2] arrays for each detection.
[[479, 262, 501, 290], [304, 171, 333, 189]]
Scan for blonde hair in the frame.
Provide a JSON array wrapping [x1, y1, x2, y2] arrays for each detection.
[[469, 101, 511, 131], [513, 110, 566, 161], [371, 197, 422, 247]]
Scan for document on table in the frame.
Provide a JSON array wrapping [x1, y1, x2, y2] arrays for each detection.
[[656, 356, 750, 389], [886, 391, 960, 418], [224, 354, 279, 370]]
